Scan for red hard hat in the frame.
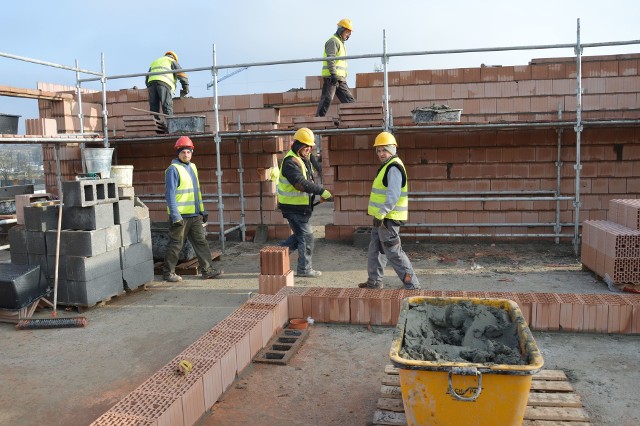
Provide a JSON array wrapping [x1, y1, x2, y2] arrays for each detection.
[[174, 136, 194, 151]]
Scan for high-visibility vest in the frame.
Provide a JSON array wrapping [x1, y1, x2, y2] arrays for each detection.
[[147, 56, 177, 91], [166, 162, 204, 215], [368, 157, 409, 221], [277, 150, 311, 206], [321, 35, 348, 79]]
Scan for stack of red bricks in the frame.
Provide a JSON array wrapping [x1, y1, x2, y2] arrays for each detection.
[[291, 115, 338, 130], [258, 246, 293, 294], [338, 102, 383, 128], [582, 199, 640, 288]]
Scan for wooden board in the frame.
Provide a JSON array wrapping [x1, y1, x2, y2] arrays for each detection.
[[373, 366, 591, 426]]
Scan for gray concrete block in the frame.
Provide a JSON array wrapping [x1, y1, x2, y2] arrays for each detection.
[[64, 249, 121, 281], [134, 197, 149, 219], [62, 179, 118, 207], [121, 240, 153, 269], [137, 218, 152, 242], [10, 252, 29, 265], [123, 259, 154, 289], [45, 228, 107, 257], [24, 205, 59, 232], [46, 255, 67, 280], [28, 254, 48, 274], [62, 204, 114, 231], [8, 225, 28, 254], [118, 186, 135, 199], [26, 231, 47, 254], [113, 199, 135, 224], [106, 225, 122, 251], [120, 220, 138, 246], [56, 270, 124, 307], [353, 227, 373, 249]]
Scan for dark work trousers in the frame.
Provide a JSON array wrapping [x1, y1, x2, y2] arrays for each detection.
[[163, 215, 214, 275], [280, 210, 314, 274], [367, 220, 420, 289], [147, 81, 173, 118], [315, 78, 355, 117]]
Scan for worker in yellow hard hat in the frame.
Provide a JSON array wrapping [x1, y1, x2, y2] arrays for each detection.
[[277, 128, 333, 278], [146, 51, 189, 119], [316, 19, 356, 117], [358, 132, 421, 290]]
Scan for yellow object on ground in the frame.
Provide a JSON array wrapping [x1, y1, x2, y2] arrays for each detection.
[[389, 296, 544, 426]]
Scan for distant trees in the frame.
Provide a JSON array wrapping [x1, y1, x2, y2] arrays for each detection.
[[0, 144, 44, 186]]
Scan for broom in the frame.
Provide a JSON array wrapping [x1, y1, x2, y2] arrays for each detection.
[[0, 317, 87, 330]]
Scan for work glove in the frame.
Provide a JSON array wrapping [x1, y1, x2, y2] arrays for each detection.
[[329, 75, 339, 85], [373, 212, 385, 227], [173, 219, 184, 227], [201, 212, 209, 223], [321, 189, 333, 201], [180, 89, 188, 98]]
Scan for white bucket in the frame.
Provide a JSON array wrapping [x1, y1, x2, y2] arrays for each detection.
[[84, 148, 114, 178], [110, 165, 134, 187]]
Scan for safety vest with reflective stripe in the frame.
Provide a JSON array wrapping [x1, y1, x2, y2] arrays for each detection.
[[147, 56, 177, 91], [321, 35, 348, 79], [166, 162, 204, 215], [368, 157, 409, 221], [277, 150, 310, 206]]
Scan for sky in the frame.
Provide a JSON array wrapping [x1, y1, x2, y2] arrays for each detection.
[[1, 0, 639, 133]]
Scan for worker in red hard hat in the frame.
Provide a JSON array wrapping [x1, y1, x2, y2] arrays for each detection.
[[316, 19, 355, 117], [277, 128, 333, 278], [146, 51, 189, 119], [163, 136, 223, 282]]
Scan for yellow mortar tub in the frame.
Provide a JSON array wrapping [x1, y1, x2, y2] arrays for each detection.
[[389, 296, 544, 426]]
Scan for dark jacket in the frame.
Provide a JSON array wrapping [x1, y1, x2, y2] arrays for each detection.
[[278, 141, 326, 214]]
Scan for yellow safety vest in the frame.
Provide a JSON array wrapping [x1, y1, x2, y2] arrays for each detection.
[[147, 56, 177, 91], [277, 150, 310, 206], [321, 35, 348, 79], [368, 158, 409, 221], [166, 162, 204, 215]]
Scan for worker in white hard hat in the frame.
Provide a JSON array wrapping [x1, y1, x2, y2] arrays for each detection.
[[316, 18, 356, 117], [146, 51, 189, 118], [277, 128, 333, 278], [358, 132, 421, 290]]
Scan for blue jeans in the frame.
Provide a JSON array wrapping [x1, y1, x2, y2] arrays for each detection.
[[280, 211, 314, 274]]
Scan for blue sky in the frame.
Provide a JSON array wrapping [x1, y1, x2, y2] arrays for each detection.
[[1, 0, 639, 133]]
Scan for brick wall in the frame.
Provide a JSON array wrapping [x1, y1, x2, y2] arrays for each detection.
[[40, 53, 640, 242]]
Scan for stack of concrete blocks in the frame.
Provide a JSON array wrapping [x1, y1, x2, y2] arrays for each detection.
[[14, 193, 54, 225], [258, 246, 293, 295], [582, 199, 640, 286], [9, 178, 153, 308]]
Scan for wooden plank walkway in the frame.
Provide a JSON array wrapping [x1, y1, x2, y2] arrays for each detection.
[[373, 365, 591, 425]]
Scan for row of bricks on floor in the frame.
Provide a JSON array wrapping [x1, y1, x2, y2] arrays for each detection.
[[91, 286, 639, 425]]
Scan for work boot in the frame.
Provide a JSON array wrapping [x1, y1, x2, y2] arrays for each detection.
[[297, 270, 322, 278], [358, 281, 383, 289], [404, 284, 421, 290], [163, 272, 183, 282], [202, 268, 223, 279]]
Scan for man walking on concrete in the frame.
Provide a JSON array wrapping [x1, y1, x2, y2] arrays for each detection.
[[278, 128, 333, 277], [316, 19, 356, 117], [358, 132, 420, 290], [163, 136, 223, 282]]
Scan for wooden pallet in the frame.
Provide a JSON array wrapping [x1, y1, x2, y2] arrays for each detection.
[[373, 365, 591, 425], [154, 249, 222, 276]]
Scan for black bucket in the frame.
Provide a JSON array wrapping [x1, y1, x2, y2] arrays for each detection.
[[0, 114, 20, 134]]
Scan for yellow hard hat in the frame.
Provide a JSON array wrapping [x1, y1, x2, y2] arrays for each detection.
[[373, 131, 397, 147], [293, 127, 316, 147], [165, 51, 178, 62], [337, 18, 353, 31]]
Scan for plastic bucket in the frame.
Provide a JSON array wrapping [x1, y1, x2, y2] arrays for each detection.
[[0, 113, 20, 134], [84, 148, 114, 178], [110, 165, 134, 187], [390, 296, 544, 426]]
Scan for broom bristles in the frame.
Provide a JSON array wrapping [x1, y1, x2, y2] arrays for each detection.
[[15, 317, 87, 330]]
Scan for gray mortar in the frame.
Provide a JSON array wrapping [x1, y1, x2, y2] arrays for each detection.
[[400, 301, 525, 365]]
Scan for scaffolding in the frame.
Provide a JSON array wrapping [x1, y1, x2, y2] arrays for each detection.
[[2, 18, 640, 253]]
